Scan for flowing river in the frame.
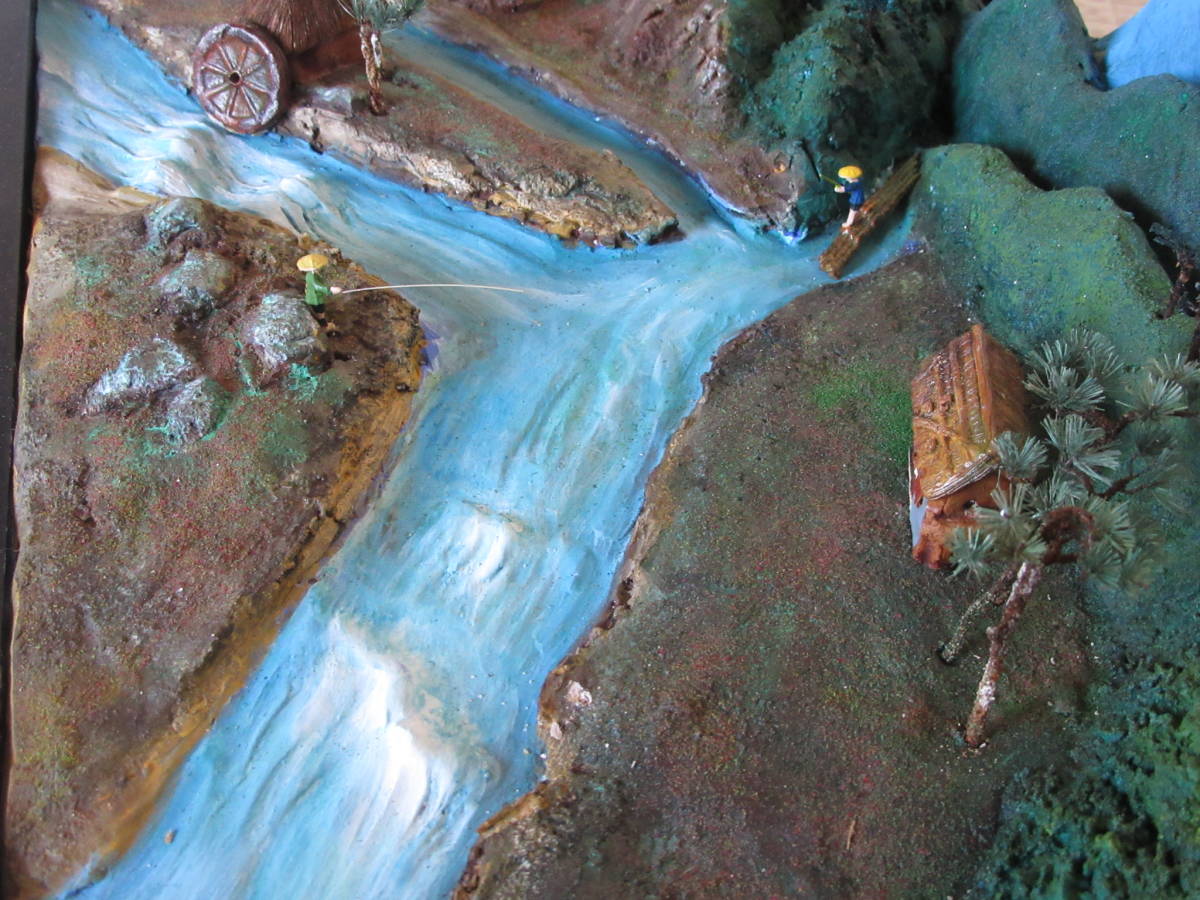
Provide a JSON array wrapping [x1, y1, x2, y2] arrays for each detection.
[[39, 1, 906, 896]]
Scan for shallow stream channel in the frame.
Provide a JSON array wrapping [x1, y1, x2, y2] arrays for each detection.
[[39, 1, 906, 895]]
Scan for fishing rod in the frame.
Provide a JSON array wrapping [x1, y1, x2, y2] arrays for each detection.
[[331, 283, 529, 295]]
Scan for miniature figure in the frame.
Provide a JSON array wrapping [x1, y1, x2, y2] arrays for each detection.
[[833, 164, 864, 231], [937, 328, 1199, 748], [297, 252, 333, 312], [909, 324, 1031, 569], [819, 156, 920, 278]]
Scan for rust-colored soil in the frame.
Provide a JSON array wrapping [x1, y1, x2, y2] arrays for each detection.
[[83, 0, 677, 247], [426, 0, 807, 227], [457, 249, 1093, 898]]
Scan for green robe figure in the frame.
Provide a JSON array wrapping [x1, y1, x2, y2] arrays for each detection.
[[297, 253, 332, 311]]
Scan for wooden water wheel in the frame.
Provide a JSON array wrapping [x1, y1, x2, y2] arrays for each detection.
[[193, 24, 290, 134]]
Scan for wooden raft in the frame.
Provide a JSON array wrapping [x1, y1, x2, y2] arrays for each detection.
[[910, 325, 1032, 568], [819, 155, 921, 279]]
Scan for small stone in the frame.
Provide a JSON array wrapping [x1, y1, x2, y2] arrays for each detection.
[[243, 290, 327, 382], [145, 198, 217, 253], [84, 338, 198, 414], [566, 680, 593, 707], [162, 377, 230, 444], [308, 85, 355, 117], [156, 249, 238, 320]]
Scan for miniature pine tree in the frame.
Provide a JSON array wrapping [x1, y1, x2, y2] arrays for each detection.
[[341, 0, 425, 115], [939, 327, 1200, 748]]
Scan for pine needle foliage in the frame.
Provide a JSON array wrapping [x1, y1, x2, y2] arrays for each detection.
[[942, 328, 1199, 747], [340, 0, 424, 31]]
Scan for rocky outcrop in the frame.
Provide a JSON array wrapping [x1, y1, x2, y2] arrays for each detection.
[[954, 0, 1200, 255], [242, 289, 327, 381], [82, 338, 199, 414], [81, 0, 678, 248], [5, 151, 425, 898], [428, 0, 969, 233]]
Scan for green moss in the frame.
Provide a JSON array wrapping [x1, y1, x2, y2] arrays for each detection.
[[286, 363, 322, 403], [954, 0, 1200, 255], [262, 409, 310, 472], [743, 0, 965, 230], [73, 255, 110, 290], [971, 657, 1200, 898], [915, 144, 1184, 360], [809, 361, 911, 464]]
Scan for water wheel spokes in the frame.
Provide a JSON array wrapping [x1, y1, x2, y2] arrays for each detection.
[[193, 23, 290, 135]]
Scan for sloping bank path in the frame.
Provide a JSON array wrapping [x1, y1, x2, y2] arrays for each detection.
[[35, 1, 906, 897]]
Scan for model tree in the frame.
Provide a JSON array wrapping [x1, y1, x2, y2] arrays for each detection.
[[938, 327, 1199, 748], [341, 0, 425, 115]]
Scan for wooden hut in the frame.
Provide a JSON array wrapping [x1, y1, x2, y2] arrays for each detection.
[[909, 325, 1032, 569]]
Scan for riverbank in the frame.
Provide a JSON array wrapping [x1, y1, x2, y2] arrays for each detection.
[[6, 151, 424, 897], [80, 0, 677, 248]]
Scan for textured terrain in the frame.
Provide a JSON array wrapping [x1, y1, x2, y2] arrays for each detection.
[[457, 247, 1093, 899], [6, 151, 424, 897], [424, 0, 970, 233], [458, 144, 1198, 898], [955, 0, 1200, 255], [81, 0, 678, 247]]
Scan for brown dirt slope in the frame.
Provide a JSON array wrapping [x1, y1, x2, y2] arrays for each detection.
[[81, 0, 677, 247], [5, 151, 424, 898], [457, 249, 1094, 898], [427, 0, 807, 227]]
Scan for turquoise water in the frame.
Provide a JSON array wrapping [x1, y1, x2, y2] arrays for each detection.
[[39, 2, 905, 897], [1103, 0, 1200, 89]]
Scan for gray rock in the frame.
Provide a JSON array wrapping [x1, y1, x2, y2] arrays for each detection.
[[309, 85, 356, 117], [243, 290, 326, 381], [156, 249, 238, 320], [145, 197, 217, 252], [84, 338, 198, 414], [162, 377, 230, 444]]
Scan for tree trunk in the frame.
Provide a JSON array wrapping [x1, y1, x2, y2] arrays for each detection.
[[939, 563, 1019, 664], [359, 22, 385, 115], [963, 560, 1043, 748]]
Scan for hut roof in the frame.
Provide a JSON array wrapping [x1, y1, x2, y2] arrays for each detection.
[[910, 325, 1031, 501], [241, 0, 353, 55]]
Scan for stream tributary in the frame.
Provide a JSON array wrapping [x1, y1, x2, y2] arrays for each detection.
[[39, 1, 905, 895]]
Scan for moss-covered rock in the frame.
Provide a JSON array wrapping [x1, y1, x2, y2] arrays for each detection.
[[913, 143, 1178, 359], [912, 140, 1200, 900], [746, 0, 965, 230], [954, 0, 1200, 255]]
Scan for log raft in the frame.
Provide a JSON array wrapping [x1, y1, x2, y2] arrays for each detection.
[[819, 155, 921, 279]]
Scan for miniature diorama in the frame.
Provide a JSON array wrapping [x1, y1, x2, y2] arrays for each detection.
[[6, 0, 1199, 898]]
